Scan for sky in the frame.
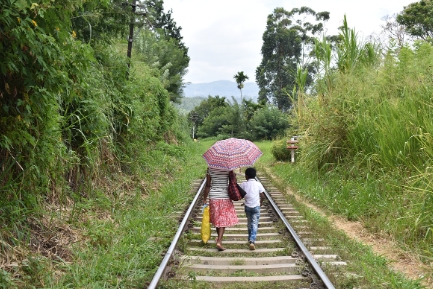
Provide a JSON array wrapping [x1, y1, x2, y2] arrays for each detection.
[[162, 0, 416, 84]]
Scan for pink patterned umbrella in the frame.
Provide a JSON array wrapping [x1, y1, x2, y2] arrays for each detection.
[[202, 138, 263, 171]]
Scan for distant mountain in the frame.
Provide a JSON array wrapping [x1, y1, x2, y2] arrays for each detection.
[[183, 80, 259, 102]]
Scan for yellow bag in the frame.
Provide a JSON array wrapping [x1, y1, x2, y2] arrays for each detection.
[[201, 205, 211, 244]]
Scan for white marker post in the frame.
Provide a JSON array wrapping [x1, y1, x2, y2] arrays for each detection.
[[286, 137, 298, 163]]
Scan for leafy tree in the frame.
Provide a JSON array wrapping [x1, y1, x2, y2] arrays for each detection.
[[188, 96, 227, 125], [233, 71, 249, 98], [135, 29, 189, 103], [191, 97, 289, 140], [187, 96, 228, 137], [71, 0, 132, 44], [137, 0, 189, 103], [186, 94, 290, 140], [256, 7, 330, 111], [222, 97, 247, 137], [249, 106, 290, 140], [198, 107, 232, 138], [144, 0, 188, 55], [198, 98, 248, 139], [241, 98, 264, 139], [397, 0, 433, 41], [243, 99, 263, 123]]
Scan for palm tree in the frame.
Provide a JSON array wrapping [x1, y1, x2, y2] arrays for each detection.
[[233, 71, 249, 99]]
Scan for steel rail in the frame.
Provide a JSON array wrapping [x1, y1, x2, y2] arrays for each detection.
[[148, 178, 206, 289], [257, 177, 336, 289]]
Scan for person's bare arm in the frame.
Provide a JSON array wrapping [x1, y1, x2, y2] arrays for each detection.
[[260, 192, 265, 206], [203, 173, 211, 205]]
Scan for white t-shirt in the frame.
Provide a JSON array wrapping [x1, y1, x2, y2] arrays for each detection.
[[240, 179, 265, 208]]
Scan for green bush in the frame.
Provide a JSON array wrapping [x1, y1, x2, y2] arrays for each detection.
[[271, 139, 291, 161]]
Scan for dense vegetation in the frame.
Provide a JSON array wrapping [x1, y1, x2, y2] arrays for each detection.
[[283, 16, 433, 264], [0, 0, 192, 286], [187, 95, 289, 140]]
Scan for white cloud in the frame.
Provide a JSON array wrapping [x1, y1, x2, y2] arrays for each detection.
[[162, 0, 415, 83]]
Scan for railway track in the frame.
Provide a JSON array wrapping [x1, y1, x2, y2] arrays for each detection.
[[149, 173, 347, 289]]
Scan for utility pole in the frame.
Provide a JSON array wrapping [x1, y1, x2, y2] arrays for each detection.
[[189, 113, 200, 140], [126, 0, 137, 79]]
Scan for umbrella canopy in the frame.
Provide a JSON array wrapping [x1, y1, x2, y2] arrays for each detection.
[[202, 138, 263, 171]]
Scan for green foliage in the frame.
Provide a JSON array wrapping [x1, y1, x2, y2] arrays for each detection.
[[0, 0, 89, 216], [313, 35, 335, 94], [0, 268, 14, 289], [242, 98, 263, 124], [198, 107, 232, 138], [188, 95, 288, 140], [298, 16, 383, 170], [336, 16, 381, 73], [271, 139, 291, 161], [71, 0, 130, 44], [233, 71, 249, 97], [294, 29, 433, 255], [135, 29, 189, 103], [188, 95, 228, 136], [220, 97, 247, 138], [0, 0, 186, 255], [396, 0, 433, 41], [256, 6, 331, 110], [144, 0, 189, 55], [249, 106, 290, 140]]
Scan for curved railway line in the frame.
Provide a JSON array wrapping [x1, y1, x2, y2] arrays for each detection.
[[148, 173, 348, 289]]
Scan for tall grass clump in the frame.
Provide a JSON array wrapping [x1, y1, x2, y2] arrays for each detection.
[[291, 15, 433, 261]]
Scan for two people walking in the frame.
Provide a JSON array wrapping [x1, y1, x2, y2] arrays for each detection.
[[202, 167, 265, 251]]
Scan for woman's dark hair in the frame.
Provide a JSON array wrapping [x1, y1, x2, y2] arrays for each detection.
[[245, 167, 256, 179]]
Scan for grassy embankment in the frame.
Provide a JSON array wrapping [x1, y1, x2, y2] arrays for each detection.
[[0, 136, 206, 288], [255, 141, 429, 289], [50, 140, 210, 288], [261, 41, 433, 288]]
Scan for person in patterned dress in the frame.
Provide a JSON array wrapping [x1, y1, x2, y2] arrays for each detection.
[[202, 167, 239, 251]]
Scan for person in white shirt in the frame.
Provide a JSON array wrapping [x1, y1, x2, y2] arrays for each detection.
[[239, 167, 265, 250]]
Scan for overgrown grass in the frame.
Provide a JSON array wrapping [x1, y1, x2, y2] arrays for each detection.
[[291, 35, 433, 275], [54, 140, 210, 288], [256, 146, 430, 288], [0, 137, 211, 288]]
